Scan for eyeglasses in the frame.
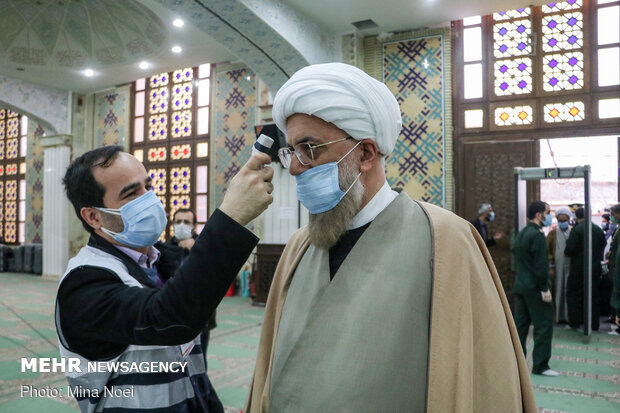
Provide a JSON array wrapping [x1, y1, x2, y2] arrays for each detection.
[[278, 137, 353, 168]]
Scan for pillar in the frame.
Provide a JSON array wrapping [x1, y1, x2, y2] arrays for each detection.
[[41, 135, 72, 279]]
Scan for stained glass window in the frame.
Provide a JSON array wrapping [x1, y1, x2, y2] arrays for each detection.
[[494, 58, 533, 95], [544, 101, 585, 122], [542, 1, 585, 92], [132, 64, 211, 237], [494, 105, 533, 126], [171, 144, 192, 160], [457, 0, 617, 133], [0, 109, 26, 244], [148, 147, 167, 162], [493, 10, 533, 97], [493, 19, 532, 58], [493, 7, 531, 21], [542, 0, 582, 13], [543, 52, 584, 91], [542, 12, 584, 52]]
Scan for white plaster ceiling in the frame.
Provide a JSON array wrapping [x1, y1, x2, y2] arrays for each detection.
[[0, 0, 237, 93]]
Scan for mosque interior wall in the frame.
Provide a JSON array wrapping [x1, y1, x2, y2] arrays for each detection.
[[24, 122, 45, 245], [364, 27, 454, 211]]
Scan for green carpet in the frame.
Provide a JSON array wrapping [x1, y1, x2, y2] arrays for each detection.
[[0, 272, 618, 413]]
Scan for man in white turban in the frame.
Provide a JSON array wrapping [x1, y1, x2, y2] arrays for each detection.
[[546, 206, 573, 322], [246, 63, 537, 413]]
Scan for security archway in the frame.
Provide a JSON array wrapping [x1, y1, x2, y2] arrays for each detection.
[[514, 166, 593, 341]]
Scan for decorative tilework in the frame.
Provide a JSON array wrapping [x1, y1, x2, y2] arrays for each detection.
[[213, 66, 256, 210], [155, 0, 325, 92], [25, 123, 44, 244], [94, 86, 130, 148], [383, 36, 445, 206]]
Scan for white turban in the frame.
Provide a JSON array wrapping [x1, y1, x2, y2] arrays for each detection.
[[478, 203, 492, 214], [272, 63, 402, 156], [555, 207, 572, 219]]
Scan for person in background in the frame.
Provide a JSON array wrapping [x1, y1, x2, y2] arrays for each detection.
[[606, 204, 620, 335], [546, 207, 572, 323], [167, 208, 217, 365], [470, 203, 504, 247], [601, 213, 614, 241], [514, 200, 558, 377], [169, 208, 199, 250], [564, 207, 606, 331]]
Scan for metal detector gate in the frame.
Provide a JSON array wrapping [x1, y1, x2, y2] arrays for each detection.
[[514, 166, 593, 341]]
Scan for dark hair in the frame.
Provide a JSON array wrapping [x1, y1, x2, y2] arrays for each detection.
[[611, 203, 620, 214], [602, 213, 610, 221], [526, 200, 548, 220], [173, 208, 197, 225], [575, 207, 585, 220], [63, 145, 123, 232]]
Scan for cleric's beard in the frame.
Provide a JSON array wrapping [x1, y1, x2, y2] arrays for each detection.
[[307, 156, 364, 249]]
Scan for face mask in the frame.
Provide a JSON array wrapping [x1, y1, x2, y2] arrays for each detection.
[[488, 211, 495, 221], [295, 141, 362, 214], [611, 216, 619, 224], [558, 221, 569, 231], [174, 223, 193, 241], [96, 190, 167, 248], [542, 213, 552, 227]]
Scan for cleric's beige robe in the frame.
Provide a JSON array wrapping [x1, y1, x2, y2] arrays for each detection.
[[246, 195, 538, 413]]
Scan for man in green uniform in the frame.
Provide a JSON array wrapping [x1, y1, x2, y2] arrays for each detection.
[[564, 207, 607, 331], [514, 200, 558, 376]]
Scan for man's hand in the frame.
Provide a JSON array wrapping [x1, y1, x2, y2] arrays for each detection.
[[219, 153, 274, 226], [493, 231, 504, 241], [179, 238, 195, 250], [541, 290, 552, 303]]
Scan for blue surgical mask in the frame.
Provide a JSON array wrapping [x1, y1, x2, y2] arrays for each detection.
[[295, 141, 362, 214], [558, 221, 569, 231], [542, 213, 552, 227], [96, 190, 167, 248], [488, 211, 495, 221]]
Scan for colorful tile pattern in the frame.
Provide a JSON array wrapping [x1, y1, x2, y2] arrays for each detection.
[[213, 67, 256, 210], [383, 36, 444, 206], [25, 124, 44, 243], [94, 87, 130, 148]]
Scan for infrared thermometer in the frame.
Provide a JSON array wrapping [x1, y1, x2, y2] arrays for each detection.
[[252, 134, 274, 156]]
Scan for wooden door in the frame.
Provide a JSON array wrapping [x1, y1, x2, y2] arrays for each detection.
[[457, 140, 540, 306]]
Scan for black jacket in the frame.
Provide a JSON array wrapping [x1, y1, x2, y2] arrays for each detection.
[[56, 209, 257, 360], [470, 217, 496, 247], [167, 233, 217, 330]]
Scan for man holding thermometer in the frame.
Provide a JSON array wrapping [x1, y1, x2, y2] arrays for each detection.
[[56, 143, 273, 413]]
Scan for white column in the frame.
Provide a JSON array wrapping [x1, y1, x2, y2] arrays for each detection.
[[41, 135, 72, 279]]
